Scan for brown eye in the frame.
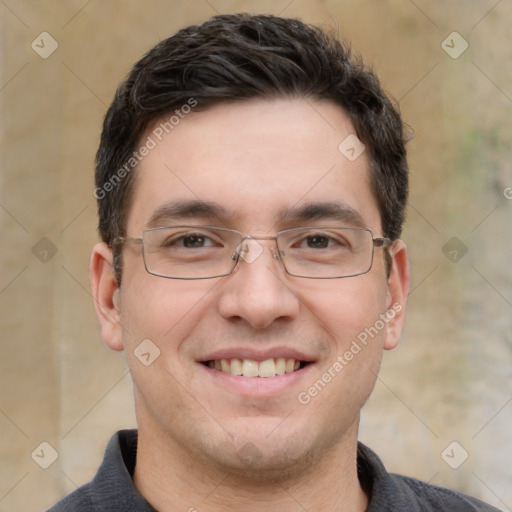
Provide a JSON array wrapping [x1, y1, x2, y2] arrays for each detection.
[[162, 232, 216, 249], [306, 235, 330, 249], [181, 234, 208, 248]]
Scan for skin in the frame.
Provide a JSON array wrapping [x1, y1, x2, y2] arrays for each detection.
[[90, 98, 409, 511]]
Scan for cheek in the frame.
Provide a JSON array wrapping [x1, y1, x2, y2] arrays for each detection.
[[119, 274, 220, 375], [122, 272, 204, 332], [299, 275, 387, 350], [301, 283, 388, 407], [119, 278, 217, 415]]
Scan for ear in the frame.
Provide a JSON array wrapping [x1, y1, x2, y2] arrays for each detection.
[[383, 239, 410, 350], [89, 242, 124, 351]]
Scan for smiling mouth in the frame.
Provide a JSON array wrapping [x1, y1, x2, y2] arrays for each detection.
[[202, 358, 311, 378]]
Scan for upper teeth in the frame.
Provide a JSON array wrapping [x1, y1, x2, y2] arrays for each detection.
[[207, 358, 301, 378]]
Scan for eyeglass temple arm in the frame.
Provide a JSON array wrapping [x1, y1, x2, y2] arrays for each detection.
[[373, 237, 392, 248], [112, 237, 143, 247]]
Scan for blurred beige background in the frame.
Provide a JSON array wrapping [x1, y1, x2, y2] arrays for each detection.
[[0, 1, 511, 510]]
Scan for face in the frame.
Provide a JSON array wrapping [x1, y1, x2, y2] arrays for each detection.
[[91, 98, 409, 479]]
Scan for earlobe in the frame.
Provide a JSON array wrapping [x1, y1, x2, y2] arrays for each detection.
[[383, 239, 410, 350], [89, 242, 124, 351]]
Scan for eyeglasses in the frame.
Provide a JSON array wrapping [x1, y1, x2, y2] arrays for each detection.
[[113, 226, 392, 280]]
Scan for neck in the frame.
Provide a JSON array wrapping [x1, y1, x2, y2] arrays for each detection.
[[133, 422, 368, 512]]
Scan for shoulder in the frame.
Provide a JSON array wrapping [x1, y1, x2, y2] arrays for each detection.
[[357, 443, 502, 512], [389, 473, 503, 512], [45, 429, 148, 512], [44, 484, 94, 511]]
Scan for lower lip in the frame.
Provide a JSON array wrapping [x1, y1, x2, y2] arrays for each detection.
[[198, 363, 315, 397]]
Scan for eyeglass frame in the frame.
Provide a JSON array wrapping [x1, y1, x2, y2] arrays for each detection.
[[112, 225, 393, 280]]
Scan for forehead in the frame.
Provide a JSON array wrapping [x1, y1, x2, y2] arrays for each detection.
[[127, 98, 381, 233]]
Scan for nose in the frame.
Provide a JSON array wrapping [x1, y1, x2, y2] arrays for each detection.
[[217, 239, 300, 330]]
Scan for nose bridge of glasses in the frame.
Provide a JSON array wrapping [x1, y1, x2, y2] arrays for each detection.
[[234, 235, 281, 265]]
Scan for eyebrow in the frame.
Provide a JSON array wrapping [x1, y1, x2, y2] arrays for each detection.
[[146, 200, 228, 228], [146, 199, 367, 230], [277, 202, 367, 229]]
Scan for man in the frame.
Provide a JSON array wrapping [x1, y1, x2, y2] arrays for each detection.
[[49, 13, 500, 511]]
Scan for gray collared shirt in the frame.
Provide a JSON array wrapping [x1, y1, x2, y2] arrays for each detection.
[[47, 429, 502, 511]]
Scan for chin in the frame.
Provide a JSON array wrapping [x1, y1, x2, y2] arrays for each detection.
[[211, 442, 316, 483], [193, 423, 331, 484]]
